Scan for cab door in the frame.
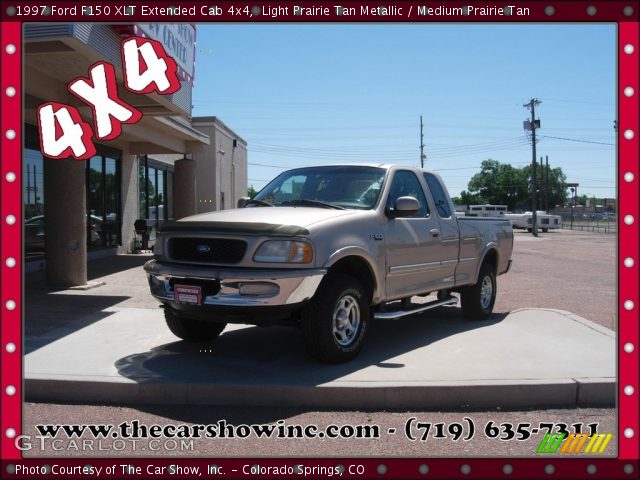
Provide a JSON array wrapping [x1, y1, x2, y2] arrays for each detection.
[[384, 170, 447, 299], [423, 172, 459, 287]]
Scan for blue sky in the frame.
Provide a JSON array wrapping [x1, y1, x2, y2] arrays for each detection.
[[192, 23, 616, 201]]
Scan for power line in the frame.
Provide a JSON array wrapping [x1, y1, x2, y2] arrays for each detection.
[[543, 97, 614, 107], [249, 137, 530, 157], [538, 135, 614, 146]]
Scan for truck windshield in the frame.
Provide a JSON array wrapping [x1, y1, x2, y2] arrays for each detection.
[[252, 166, 386, 210]]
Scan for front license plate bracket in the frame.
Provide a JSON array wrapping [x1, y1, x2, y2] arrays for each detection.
[[174, 284, 203, 305]]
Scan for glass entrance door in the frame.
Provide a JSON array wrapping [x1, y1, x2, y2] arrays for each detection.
[[87, 154, 121, 249]]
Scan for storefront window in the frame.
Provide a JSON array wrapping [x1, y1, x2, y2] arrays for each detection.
[[139, 159, 147, 219], [86, 154, 121, 249], [24, 124, 122, 258], [88, 156, 104, 248], [138, 155, 173, 224], [24, 148, 45, 256], [24, 149, 121, 255], [154, 169, 164, 221]]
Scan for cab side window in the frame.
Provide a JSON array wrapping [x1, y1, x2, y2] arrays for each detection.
[[424, 173, 452, 218], [386, 170, 429, 218]]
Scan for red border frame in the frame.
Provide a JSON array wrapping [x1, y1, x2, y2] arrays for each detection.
[[618, 18, 639, 463], [1, 2, 639, 478], [1, 19, 22, 463]]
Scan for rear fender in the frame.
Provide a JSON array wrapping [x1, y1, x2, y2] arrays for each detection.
[[473, 244, 499, 284]]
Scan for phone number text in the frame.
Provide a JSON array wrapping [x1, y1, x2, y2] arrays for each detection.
[[404, 418, 599, 442]]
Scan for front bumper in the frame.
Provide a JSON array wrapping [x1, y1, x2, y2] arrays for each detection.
[[144, 260, 326, 307]]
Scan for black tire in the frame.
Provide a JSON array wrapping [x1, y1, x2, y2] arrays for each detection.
[[301, 274, 370, 363], [461, 263, 496, 320], [164, 307, 226, 342], [542, 228, 549, 233]]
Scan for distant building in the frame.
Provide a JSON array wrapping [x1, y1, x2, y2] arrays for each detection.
[[151, 117, 248, 217]]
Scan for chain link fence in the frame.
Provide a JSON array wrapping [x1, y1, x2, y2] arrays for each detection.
[[557, 213, 617, 233]]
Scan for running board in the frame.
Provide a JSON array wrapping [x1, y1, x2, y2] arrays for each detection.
[[373, 296, 458, 320]]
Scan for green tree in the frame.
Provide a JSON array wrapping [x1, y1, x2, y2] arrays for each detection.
[[466, 159, 529, 210], [247, 185, 258, 199], [521, 165, 568, 210], [463, 159, 567, 211], [452, 190, 482, 206]]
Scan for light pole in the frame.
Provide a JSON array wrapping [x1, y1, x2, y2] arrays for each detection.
[[567, 183, 579, 230], [570, 187, 575, 229], [217, 149, 225, 210]]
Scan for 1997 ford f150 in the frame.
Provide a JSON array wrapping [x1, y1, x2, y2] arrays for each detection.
[[144, 164, 513, 362]]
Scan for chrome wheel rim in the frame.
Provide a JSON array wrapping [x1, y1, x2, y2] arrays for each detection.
[[480, 275, 493, 310], [332, 294, 360, 346]]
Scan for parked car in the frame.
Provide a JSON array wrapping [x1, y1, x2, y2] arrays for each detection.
[[25, 214, 104, 251], [144, 164, 513, 362]]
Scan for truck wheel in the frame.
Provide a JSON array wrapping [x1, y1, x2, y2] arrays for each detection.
[[301, 274, 369, 363], [461, 263, 496, 320], [164, 307, 226, 342]]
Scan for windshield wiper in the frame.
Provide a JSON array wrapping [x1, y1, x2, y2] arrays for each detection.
[[281, 199, 345, 210], [244, 198, 274, 207]]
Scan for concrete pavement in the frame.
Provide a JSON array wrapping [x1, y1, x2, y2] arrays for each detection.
[[24, 284, 615, 409]]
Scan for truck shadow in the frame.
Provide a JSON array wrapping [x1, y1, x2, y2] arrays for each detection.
[[114, 306, 509, 410]]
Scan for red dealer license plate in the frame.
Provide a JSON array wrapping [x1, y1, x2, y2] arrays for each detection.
[[174, 284, 203, 305]]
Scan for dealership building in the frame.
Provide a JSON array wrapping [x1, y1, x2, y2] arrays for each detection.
[[24, 24, 247, 286]]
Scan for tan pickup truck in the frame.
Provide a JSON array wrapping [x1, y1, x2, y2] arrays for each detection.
[[144, 164, 513, 362]]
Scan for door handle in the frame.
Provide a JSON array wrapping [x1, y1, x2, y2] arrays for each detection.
[[430, 228, 440, 238]]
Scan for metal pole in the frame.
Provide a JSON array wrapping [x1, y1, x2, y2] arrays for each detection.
[[540, 156, 544, 211], [420, 115, 425, 168], [545, 155, 549, 211], [530, 100, 538, 236], [570, 188, 574, 230]]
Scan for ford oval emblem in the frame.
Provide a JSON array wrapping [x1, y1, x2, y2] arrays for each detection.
[[196, 244, 211, 254]]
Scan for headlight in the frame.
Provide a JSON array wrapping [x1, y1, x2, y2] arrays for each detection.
[[253, 240, 313, 263]]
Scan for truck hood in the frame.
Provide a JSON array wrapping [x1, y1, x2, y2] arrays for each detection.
[[158, 207, 358, 236]]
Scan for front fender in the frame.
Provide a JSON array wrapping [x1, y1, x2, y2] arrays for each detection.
[[323, 246, 384, 304]]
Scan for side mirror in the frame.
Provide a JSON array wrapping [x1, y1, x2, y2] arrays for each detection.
[[237, 196, 250, 208], [387, 196, 420, 218]]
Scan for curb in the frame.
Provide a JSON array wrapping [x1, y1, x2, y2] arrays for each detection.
[[25, 377, 615, 409]]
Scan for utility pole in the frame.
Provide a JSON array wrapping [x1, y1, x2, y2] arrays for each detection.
[[524, 98, 541, 236], [545, 155, 549, 211], [420, 115, 426, 168]]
